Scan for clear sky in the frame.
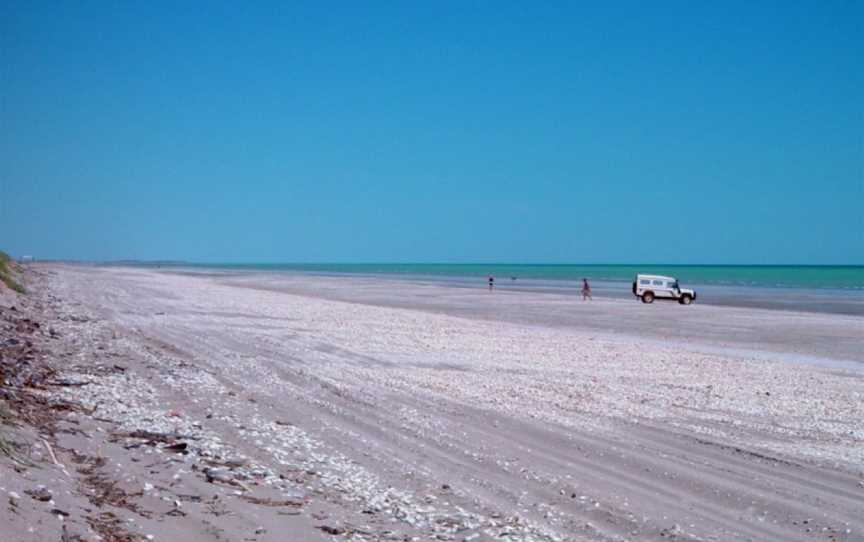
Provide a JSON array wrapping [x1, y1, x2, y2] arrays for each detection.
[[1, 1, 862, 264]]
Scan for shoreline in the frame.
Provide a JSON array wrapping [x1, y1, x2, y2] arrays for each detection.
[[2, 264, 862, 541], [130, 264, 864, 316]]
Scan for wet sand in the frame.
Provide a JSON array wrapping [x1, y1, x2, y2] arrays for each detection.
[[3, 264, 863, 541]]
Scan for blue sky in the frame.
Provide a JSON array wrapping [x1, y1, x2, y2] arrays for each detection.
[[1, 1, 861, 264]]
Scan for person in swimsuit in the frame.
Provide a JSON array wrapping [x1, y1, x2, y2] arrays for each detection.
[[581, 278, 592, 301], [488, 275, 494, 291]]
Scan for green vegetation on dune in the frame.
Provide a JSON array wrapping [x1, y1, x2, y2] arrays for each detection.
[[0, 250, 25, 294], [0, 405, 16, 459]]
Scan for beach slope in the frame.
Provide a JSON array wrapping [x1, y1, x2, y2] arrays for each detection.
[[2, 265, 862, 541]]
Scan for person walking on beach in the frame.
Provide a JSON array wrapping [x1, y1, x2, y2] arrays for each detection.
[[581, 278, 592, 301], [488, 275, 495, 291]]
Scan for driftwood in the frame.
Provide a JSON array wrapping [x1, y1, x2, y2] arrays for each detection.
[[45, 380, 91, 387], [241, 494, 304, 507], [41, 437, 71, 478], [111, 430, 195, 443]]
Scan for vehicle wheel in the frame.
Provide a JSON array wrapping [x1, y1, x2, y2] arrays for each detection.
[[642, 291, 654, 304], [679, 295, 692, 305]]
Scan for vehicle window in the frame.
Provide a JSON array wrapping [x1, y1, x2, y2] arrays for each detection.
[[640, 279, 650, 285], [652, 280, 663, 286]]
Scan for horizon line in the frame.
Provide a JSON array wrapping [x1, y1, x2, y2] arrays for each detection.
[[26, 259, 864, 268]]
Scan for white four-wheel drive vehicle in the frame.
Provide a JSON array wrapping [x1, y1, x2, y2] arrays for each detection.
[[632, 274, 697, 305]]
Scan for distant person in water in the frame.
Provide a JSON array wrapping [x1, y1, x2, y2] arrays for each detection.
[[581, 278, 592, 301], [488, 276, 494, 291]]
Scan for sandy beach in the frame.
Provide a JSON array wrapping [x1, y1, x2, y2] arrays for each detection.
[[2, 264, 863, 541]]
